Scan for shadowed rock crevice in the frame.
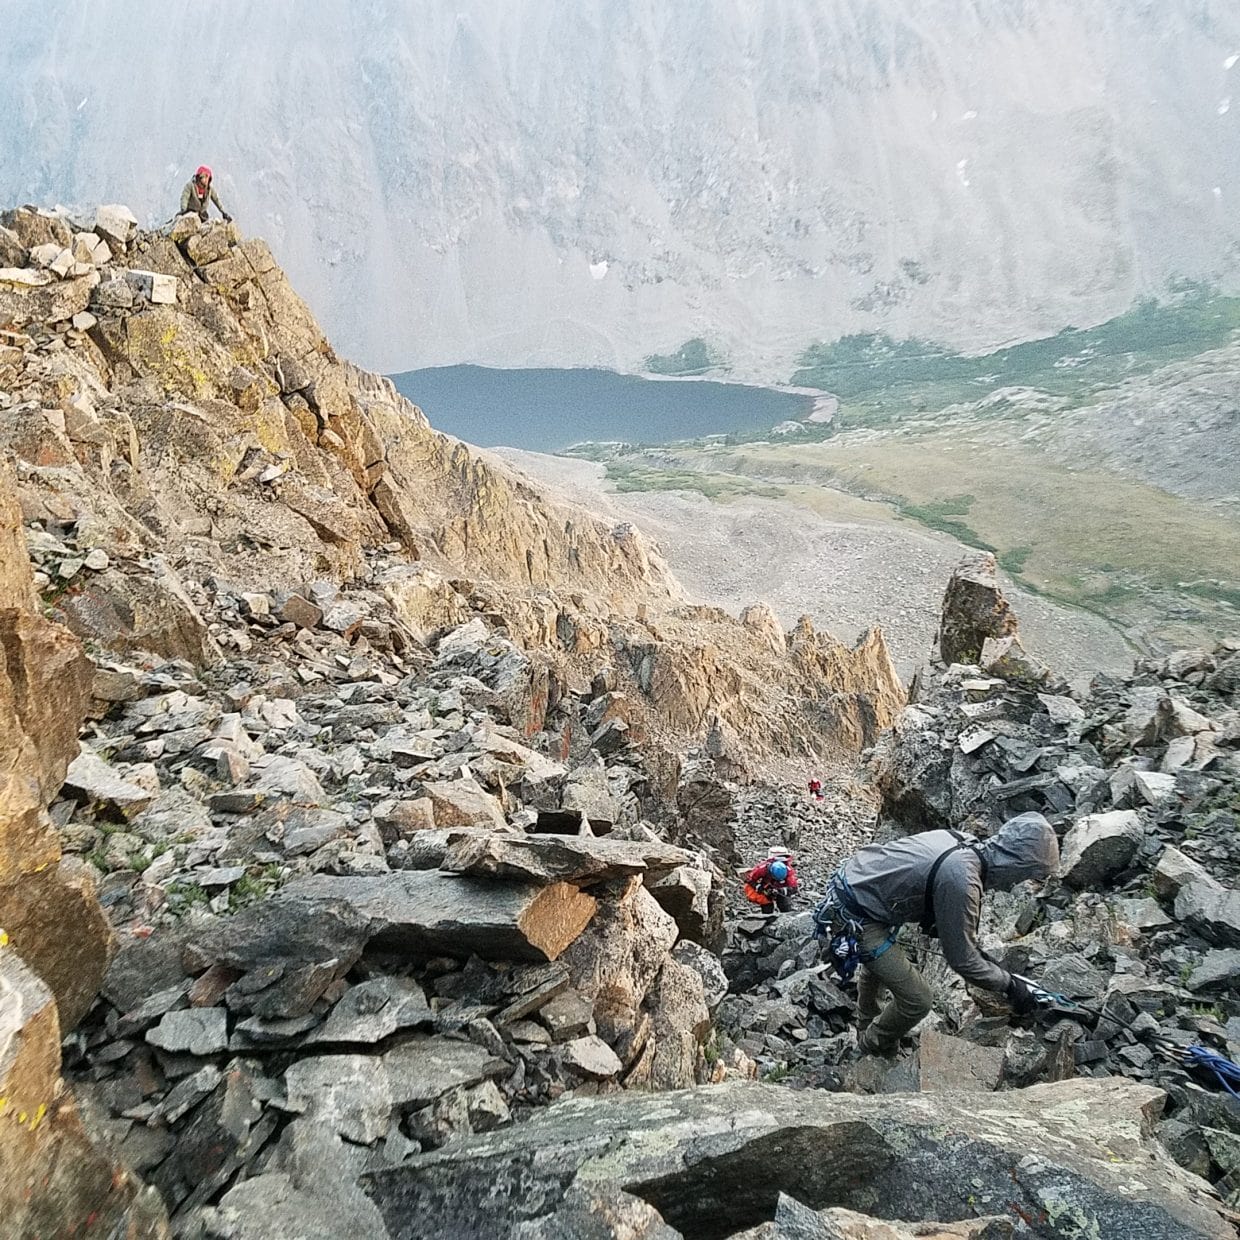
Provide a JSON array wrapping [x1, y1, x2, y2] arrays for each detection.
[[625, 1122, 894, 1239]]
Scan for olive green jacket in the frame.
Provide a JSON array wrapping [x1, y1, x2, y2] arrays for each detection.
[[180, 178, 226, 219]]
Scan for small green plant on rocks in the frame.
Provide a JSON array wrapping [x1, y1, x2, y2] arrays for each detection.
[[165, 880, 208, 914], [702, 1031, 721, 1065]]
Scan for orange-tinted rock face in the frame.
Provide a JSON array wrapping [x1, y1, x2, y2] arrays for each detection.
[[0, 463, 163, 1235], [0, 464, 102, 1025]]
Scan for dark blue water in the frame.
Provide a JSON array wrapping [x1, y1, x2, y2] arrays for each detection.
[[389, 365, 812, 452]]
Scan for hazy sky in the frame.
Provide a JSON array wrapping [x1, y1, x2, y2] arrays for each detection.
[[4, 1, 1239, 375]]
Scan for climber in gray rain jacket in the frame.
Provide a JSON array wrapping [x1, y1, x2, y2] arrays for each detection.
[[831, 811, 1059, 1054], [179, 165, 231, 223]]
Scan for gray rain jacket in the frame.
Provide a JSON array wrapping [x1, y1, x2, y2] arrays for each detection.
[[838, 812, 1059, 994], [180, 177, 226, 219]]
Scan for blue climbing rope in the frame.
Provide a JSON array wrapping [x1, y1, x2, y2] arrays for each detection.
[[1180, 1044, 1240, 1098], [1015, 978, 1240, 1098]]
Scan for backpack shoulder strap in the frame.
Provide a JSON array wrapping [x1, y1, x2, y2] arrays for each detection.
[[919, 831, 966, 937], [972, 843, 989, 886]]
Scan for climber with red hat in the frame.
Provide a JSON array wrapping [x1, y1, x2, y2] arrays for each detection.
[[179, 165, 231, 223]]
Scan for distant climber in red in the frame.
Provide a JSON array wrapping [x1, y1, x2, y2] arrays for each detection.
[[808, 778, 824, 801], [179, 165, 231, 223]]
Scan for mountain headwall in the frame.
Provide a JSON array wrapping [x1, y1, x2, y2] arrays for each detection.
[[3, 1, 1239, 377]]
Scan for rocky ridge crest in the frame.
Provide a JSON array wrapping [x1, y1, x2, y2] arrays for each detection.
[[0, 203, 903, 760]]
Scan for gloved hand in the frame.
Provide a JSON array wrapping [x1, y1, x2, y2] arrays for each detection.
[[1006, 974, 1041, 1016], [222, 213, 233, 223]]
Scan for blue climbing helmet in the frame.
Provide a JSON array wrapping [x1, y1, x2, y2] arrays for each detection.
[[769, 860, 789, 882]]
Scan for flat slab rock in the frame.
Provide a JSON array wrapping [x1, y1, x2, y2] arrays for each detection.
[[916, 1029, 1004, 1093], [561, 1034, 622, 1079], [1175, 878, 1240, 949], [362, 1078, 1234, 1240], [284, 1036, 507, 1144], [440, 831, 691, 886], [1186, 949, 1240, 992], [303, 976, 434, 1045], [64, 747, 154, 814], [145, 1007, 227, 1055], [283, 870, 597, 962], [733, 1194, 1014, 1239], [184, 892, 371, 974]]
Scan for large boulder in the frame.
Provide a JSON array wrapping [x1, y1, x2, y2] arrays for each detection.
[[1152, 846, 1214, 903], [363, 1078, 1233, 1239], [0, 465, 106, 1030], [0, 223, 29, 266], [93, 203, 139, 247], [285, 870, 598, 962], [284, 1037, 506, 1144], [978, 633, 1049, 685], [1150, 844, 1240, 948], [627, 955, 711, 1090], [0, 927, 165, 1237], [1058, 810, 1144, 889], [0, 267, 98, 325], [560, 879, 679, 1043], [180, 892, 372, 1018], [422, 778, 508, 830], [1174, 879, 1240, 949], [561, 763, 622, 829], [916, 1029, 1004, 1093], [673, 757, 740, 861], [63, 745, 156, 818], [649, 863, 722, 950], [937, 553, 1018, 667], [0, 206, 72, 250]]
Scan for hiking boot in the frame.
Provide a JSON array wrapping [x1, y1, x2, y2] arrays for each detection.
[[857, 1027, 899, 1059]]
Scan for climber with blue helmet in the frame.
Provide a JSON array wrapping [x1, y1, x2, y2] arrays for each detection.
[[743, 851, 799, 915]]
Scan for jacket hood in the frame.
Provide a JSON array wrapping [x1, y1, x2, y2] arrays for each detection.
[[977, 812, 1059, 890]]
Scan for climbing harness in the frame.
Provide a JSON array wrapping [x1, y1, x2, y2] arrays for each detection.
[[813, 868, 897, 984]]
